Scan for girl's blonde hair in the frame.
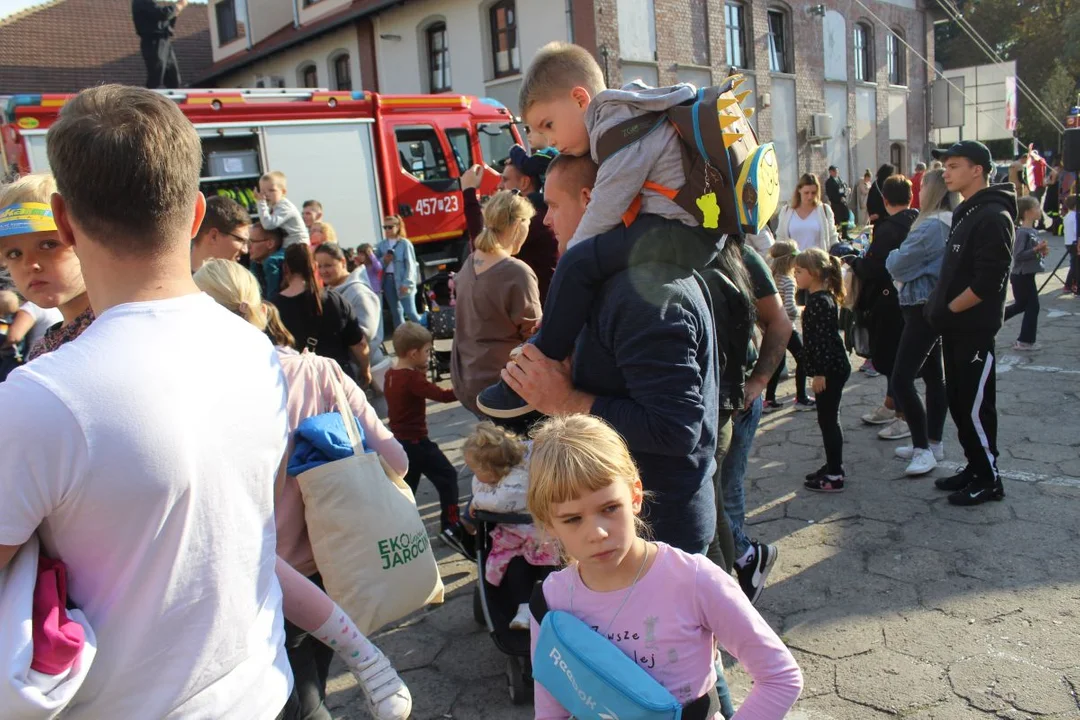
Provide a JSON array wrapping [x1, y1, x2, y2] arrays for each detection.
[[527, 414, 642, 529], [464, 421, 527, 481], [192, 259, 268, 331], [790, 173, 822, 209], [1016, 195, 1041, 220], [383, 215, 406, 238], [475, 190, 536, 253], [795, 247, 845, 304], [0, 172, 57, 209], [310, 220, 338, 244], [263, 301, 295, 347], [768, 240, 798, 278], [911, 169, 955, 231]]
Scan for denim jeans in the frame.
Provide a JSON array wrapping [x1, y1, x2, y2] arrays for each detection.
[[383, 278, 422, 330], [721, 395, 762, 559]]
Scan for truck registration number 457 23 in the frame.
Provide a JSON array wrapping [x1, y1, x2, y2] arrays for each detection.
[[413, 195, 460, 216]]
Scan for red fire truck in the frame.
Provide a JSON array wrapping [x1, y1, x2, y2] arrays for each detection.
[[2, 89, 520, 272]]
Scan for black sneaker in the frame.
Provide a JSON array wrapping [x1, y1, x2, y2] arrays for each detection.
[[935, 466, 974, 492], [805, 464, 828, 481], [762, 399, 784, 413], [948, 478, 1005, 506], [439, 524, 474, 558], [476, 380, 535, 420], [735, 542, 777, 605]]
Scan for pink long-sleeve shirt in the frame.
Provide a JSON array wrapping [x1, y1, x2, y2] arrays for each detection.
[[530, 542, 802, 719], [275, 348, 408, 577]]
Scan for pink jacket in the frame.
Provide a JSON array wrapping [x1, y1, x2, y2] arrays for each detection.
[[275, 349, 408, 576]]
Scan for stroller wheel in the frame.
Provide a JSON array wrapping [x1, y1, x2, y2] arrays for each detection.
[[472, 584, 485, 625], [506, 656, 530, 705]]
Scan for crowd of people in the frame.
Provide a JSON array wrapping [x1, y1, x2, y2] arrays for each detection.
[[0, 35, 1069, 719]]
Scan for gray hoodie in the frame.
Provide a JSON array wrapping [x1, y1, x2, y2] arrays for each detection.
[[330, 269, 385, 364], [1010, 226, 1044, 275], [570, 82, 698, 246]]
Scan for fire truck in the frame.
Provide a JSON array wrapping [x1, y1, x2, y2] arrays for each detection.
[[1, 89, 521, 273]]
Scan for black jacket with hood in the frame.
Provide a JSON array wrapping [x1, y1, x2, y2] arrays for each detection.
[[925, 184, 1016, 334], [853, 207, 918, 315]]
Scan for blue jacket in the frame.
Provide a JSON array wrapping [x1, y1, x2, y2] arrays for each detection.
[[885, 212, 951, 307], [288, 411, 372, 475], [375, 237, 419, 293], [251, 248, 285, 303]]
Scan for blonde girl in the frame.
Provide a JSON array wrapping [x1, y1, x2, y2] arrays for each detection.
[[794, 249, 850, 492], [0, 173, 93, 360], [193, 259, 412, 720], [450, 190, 540, 416], [309, 220, 337, 246], [763, 241, 813, 412], [526, 414, 802, 719]]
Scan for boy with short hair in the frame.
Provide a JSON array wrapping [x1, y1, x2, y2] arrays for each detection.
[[190, 195, 251, 270], [477, 42, 717, 418], [256, 170, 310, 247], [302, 199, 323, 230], [384, 322, 462, 543]]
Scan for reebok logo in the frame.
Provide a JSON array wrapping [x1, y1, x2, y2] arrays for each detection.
[[548, 648, 596, 710]]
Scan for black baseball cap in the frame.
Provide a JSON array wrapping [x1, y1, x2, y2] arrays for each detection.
[[932, 140, 993, 176], [508, 144, 557, 183]]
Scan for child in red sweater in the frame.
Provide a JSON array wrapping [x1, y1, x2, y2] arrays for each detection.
[[383, 322, 462, 541]]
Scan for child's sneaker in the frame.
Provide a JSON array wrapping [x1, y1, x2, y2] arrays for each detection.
[[878, 418, 911, 440], [861, 405, 896, 425], [509, 602, 531, 631], [805, 473, 845, 492], [477, 379, 535, 419], [352, 650, 413, 720], [439, 523, 473, 559], [762, 399, 784, 413], [896, 442, 944, 462], [1012, 340, 1041, 351], [794, 398, 816, 411]]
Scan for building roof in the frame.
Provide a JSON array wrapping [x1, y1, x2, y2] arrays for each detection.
[[0, 0, 211, 94], [194, 0, 395, 86]]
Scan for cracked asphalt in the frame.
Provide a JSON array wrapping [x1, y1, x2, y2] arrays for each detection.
[[325, 242, 1080, 719]]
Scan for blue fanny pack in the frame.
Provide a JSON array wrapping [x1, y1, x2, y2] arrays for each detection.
[[530, 586, 719, 720]]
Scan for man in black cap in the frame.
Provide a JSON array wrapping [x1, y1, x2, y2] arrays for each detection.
[[925, 140, 1015, 506], [132, 0, 187, 89], [460, 146, 560, 302]]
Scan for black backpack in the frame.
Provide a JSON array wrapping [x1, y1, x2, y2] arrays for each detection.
[[695, 262, 755, 410]]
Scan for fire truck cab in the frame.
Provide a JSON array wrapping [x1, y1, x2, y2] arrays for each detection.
[[2, 89, 521, 273]]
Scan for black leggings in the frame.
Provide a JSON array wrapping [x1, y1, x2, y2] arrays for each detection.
[[1004, 273, 1040, 343], [284, 573, 334, 720], [892, 305, 947, 449], [765, 329, 808, 403], [815, 368, 850, 475]]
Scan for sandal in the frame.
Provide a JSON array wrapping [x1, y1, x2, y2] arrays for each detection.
[[804, 474, 845, 493]]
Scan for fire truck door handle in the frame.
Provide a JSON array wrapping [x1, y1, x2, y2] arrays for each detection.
[[398, 204, 413, 217]]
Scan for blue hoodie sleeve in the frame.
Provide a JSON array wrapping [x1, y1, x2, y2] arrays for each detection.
[[886, 220, 943, 282]]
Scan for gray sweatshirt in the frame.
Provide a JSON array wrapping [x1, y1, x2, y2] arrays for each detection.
[[257, 197, 310, 247], [570, 82, 698, 246], [1010, 226, 1044, 275]]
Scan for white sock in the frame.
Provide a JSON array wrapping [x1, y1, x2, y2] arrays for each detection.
[[312, 606, 378, 672], [735, 546, 755, 568]]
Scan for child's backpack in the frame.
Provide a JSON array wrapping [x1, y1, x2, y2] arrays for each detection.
[[595, 75, 780, 236], [530, 587, 720, 720]]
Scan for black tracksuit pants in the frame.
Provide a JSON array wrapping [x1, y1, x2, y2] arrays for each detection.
[[402, 437, 460, 530], [942, 332, 999, 483]]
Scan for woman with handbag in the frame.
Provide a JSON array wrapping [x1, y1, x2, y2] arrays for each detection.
[[195, 259, 414, 720]]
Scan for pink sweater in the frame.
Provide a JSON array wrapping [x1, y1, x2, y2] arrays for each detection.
[[275, 348, 408, 577], [530, 542, 802, 719]]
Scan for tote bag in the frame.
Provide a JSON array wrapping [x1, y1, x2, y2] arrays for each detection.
[[296, 377, 444, 635]]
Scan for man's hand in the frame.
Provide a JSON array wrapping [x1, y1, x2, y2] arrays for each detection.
[[812, 375, 827, 395], [743, 375, 767, 410], [460, 164, 485, 191], [501, 343, 594, 416]]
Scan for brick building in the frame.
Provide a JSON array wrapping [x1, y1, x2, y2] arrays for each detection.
[[0, 0, 211, 94], [196, 0, 932, 198]]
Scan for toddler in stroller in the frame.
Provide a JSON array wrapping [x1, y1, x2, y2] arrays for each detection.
[[457, 420, 561, 703]]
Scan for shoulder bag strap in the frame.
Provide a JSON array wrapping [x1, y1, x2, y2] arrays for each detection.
[[328, 370, 364, 454], [528, 581, 549, 623]]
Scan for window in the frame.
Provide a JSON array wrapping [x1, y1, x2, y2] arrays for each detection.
[[477, 122, 516, 169], [427, 23, 451, 92], [300, 64, 318, 88], [854, 23, 873, 82], [725, 3, 748, 69], [767, 10, 790, 73], [446, 128, 473, 173], [395, 126, 451, 184], [215, 0, 238, 46], [890, 142, 903, 169], [333, 54, 352, 91], [887, 32, 905, 85], [489, 1, 520, 78]]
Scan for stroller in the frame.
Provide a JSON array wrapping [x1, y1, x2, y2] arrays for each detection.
[[418, 269, 455, 383], [457, 509, 558, 704]]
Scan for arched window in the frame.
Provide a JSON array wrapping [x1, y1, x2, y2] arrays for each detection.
[[887, 31, 905, 85], [854, 22, 873, 82], [427, 22, 451, 92], [298, 63, 318, 88], [332, 53, 352, 91]]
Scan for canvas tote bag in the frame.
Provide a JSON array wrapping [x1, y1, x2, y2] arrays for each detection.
[[296, 376, 444, 635]]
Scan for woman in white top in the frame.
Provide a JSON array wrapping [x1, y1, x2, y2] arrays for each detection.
[[776, 173, 838, 252]]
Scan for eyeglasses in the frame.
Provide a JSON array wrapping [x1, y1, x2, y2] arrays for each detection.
[[225, 231, 250, 245], [248, 237, 272, 245], [382, 224, 396, 230]]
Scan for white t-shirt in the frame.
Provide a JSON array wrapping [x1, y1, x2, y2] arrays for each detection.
[[18, 301, 63, 348], [788, 209, 823, 251], [1064, 211, 1077, 247], [0, 293, 292, 719]]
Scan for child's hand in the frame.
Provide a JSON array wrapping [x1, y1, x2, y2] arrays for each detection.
[[460, 164, 485, 191], [253, 188, 265, 202], [812, 375, 827, 394]]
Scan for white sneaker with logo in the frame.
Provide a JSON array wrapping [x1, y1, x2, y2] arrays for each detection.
[[896, 443, 944, 461], [878, 419, 911, 440], [905, 448, 938, 476], [862, 405, 896, 425]]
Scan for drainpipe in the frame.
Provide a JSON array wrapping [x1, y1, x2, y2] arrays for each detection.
[[292, 0, 300, 28], [244, 0, 254, 50]]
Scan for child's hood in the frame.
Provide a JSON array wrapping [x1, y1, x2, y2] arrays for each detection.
[[585, 81, 697, 161]]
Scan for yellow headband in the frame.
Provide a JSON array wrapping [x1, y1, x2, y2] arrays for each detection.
[[0, 202, 57, 237]]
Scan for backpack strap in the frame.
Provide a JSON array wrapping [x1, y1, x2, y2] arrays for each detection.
[[621, 181, 681, 227], [595, 112, 669, 165], [529, 581, 548, 624]]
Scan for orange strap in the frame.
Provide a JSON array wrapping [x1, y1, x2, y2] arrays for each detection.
[[621, 181, 680, 227]]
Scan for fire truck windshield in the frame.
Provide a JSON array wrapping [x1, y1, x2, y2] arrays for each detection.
[[478, 122, 515, 169]]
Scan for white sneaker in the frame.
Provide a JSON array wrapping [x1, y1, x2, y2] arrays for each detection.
[[905, 448, 938, 476], [509, 602, 531, 631], [878, 419, 911, 440], [352, 650, 413, 720], [862, 405, 896, 425], [895, 443, 945, 461]]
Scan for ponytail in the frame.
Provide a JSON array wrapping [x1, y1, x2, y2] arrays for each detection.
[[475, 190, 536, 253], [192, 259, 269, 331], [825, 255, 846, 305]]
